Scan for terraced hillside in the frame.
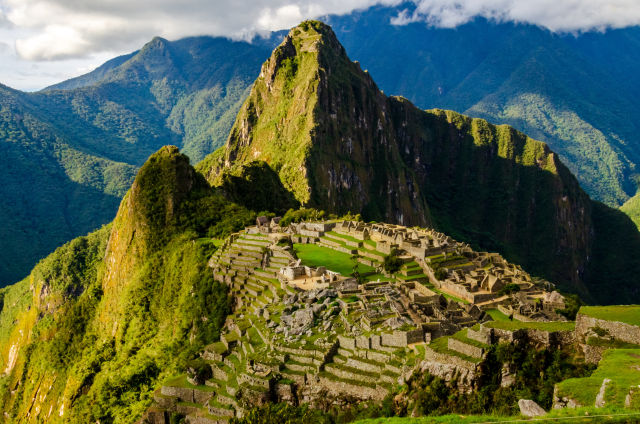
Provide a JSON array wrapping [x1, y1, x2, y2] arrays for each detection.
[[144, 217, 583, 422], [146, 230, 428, 423], [554, 305, 640, 410]]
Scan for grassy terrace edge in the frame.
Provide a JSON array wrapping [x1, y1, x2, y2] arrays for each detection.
[[579, 305, 640, 326]]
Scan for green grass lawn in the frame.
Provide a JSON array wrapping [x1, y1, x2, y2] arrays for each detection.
[[293, 243, 374, 276], [428, 335, 481, 364], [451, 328, 489, 348], [353, 407, 640, 423], [486, 309, 510, 322], [556, 349, 640, 408], [483, 320, 575, 332], [579, 306, 640, 326], [326, 231, 361, 244]]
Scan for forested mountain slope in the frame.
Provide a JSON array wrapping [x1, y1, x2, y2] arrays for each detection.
[[0, 35, 277, 286], [0, 146, 255, 422]]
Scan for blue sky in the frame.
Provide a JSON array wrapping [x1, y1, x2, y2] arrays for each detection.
[[1, 0, 639, 91]]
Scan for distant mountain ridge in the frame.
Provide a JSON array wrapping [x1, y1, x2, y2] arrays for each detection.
[[0, 34, 278, 286]]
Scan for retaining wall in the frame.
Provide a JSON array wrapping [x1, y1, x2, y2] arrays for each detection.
[[576, 313, 640, 345]]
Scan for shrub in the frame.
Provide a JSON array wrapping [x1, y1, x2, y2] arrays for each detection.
[[186, 358, 213, 385], [383, 250, 403, 274], [498, 283, 521, 296], [434, 267, 448, 281]]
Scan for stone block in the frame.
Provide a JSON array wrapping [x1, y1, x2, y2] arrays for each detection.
[[518, 399, 546, 417], [356, 336, 371, 349]]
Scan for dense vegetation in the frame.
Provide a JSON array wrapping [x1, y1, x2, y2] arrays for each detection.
[[0, 147, 256, 422], [620, 191, 640, 230], [219, 161, 299, 215], [0, 36, 276, 287]]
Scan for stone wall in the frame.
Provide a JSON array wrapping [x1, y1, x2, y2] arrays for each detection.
[[479, 324, 574, 348], [582, 343, 609, 364], [434, 280, 475, 303], [300, 229, 324, 237], [345, 357, 382, 374], [423, 347, 477, 372], [376, 241, 397, 255], [421, 348, 477, 392], [317, 375, 384, 400], [576, 313, 640, 345], [380, 329, 425, 347], [275, 383, 295, 403], [448, 338, 484, 359], [467, 327, 491, 344], [338, 335, 356, 350], [324, 364, 377, 384], [161, 386, 196, 403], [238, 372, 272, 389]]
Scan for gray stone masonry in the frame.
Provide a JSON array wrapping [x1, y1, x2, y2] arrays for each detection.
[[161, 386, 195, 403], [317, 375, 384, 401], [576, 313, 640, 345], [595, 378, 611, 408], [467, 327, 491, 345], [423, 347, 477, 372], [381, 329, 425, 347], [448, 338, 484, 359]]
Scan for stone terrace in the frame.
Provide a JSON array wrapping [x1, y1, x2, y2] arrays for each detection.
[[147, 220, 573, 423]]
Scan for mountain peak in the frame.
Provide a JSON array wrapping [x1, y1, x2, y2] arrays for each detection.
[[109, 145, 208, 257], [201, 21, 596, 298], [257, 20, 347, 91]]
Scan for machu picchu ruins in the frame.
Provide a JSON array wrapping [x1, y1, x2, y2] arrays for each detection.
[[142, 219, 640, 423]]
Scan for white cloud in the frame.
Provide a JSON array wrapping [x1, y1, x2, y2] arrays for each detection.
[[392, 0, 640, 33], [0, 9, 11, 28], [2, 0, 640, 62], [1, 0, 398, 61], [0, 0, 640, 90]]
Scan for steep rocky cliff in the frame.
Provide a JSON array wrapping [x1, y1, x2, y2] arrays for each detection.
[[199, 21, 610, 299]]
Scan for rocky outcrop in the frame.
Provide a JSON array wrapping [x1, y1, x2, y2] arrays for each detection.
[[595, 378, 611, 408], [421, 347, 477, 391], [518, 399, 547, 417]]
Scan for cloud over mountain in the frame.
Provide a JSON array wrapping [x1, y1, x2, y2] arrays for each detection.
[[3, 0, 392, 60], [1, 0, 640, 61], [394, 0, 640, 32]]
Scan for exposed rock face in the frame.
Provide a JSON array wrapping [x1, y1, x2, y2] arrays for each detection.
[[419, 360, 476, 392], [199, 20, 603, 299], [595, 378, 612, 408], [501, 364, 516, 388], [518, 399, 547, 417]]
